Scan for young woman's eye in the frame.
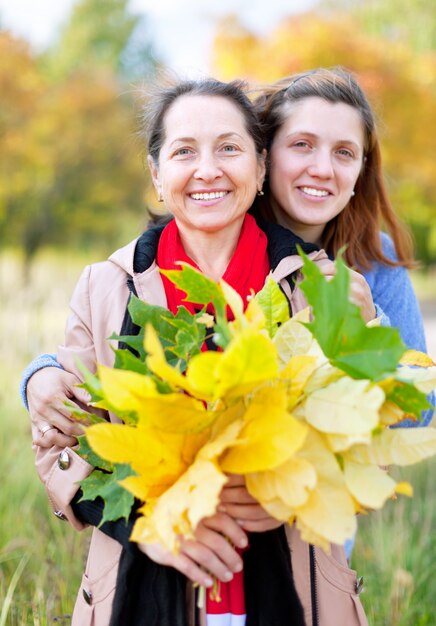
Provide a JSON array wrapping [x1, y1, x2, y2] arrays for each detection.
[[292, 140, 310, 149], [337, 148, 354, 159]]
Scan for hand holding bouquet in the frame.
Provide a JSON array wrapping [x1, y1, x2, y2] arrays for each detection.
[[74, 252, 436, 553]]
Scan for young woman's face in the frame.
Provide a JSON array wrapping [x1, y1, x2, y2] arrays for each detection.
[[269, 97, 365, 245], [149, 94, 265, 237]]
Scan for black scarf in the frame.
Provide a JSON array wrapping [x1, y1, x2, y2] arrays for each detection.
[[110, 219, 316, 626]]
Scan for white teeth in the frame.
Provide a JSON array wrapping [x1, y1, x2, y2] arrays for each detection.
[[190, 191, 227, 201], [301, 187, 329, 197]]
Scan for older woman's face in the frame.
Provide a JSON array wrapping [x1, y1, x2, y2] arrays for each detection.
[[269, 97, 365, 245], [149, 95, 265, 236]]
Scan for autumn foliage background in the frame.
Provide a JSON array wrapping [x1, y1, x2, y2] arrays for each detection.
[[0, 1, 435, 625]]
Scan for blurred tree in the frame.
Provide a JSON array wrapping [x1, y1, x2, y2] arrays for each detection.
[[0, 0, 160, 271], [43, 0, 155, 79], [0, 30, 152, 271], [212, 12, 436, 266], [322, 0, 435, 53]]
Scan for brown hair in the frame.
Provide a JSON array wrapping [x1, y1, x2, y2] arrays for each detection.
[[253, 67, 415, 270], [139, 76, 266, 165]]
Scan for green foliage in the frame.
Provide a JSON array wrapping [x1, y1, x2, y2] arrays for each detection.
[[161, 265, 232, 347], [299, 249, 406, 379], [79, 463, 135, 524], [254, 275, 289, 337], [387, 382, 432, 417], [77, 435, 113, 472], [212, 9, 436, 268]]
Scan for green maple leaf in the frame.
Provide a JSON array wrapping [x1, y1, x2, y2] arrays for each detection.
[[161, 264, 227, 320], [78, 462, 135, 524], [254, 276, 290, 337], [387, 381, 432, 418], [76, 434, 113, 472], [298, 249, 406, 380]]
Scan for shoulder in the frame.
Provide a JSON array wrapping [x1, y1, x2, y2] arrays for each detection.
[[379, 232, 398, 261]]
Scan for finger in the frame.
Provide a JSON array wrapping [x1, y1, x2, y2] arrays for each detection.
[[44, 400, 86, 436], [33, 430, 77, 448], [220, 502, 270, 522], [180, 537, 240, 583], [224, 473, 245, 487], [220, 486, 257, 505], [168, 551, 214, 588], [195, 524, 244, 573], [237, 518, 283, 533], [202, 513, 248, 549]]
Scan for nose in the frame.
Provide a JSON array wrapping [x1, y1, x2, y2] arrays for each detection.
[[193, 151, 223, 182], [307, 148, 334, 179]]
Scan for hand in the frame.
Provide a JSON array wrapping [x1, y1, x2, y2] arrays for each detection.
[[314, 259, 376, 323], [218, 474, 283, 532], [28, 367, 91, 448], [138, 512, 247, 587]]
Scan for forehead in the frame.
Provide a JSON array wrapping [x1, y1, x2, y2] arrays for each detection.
[[162, 94, 248, 139], [278, 96, 365, 143]]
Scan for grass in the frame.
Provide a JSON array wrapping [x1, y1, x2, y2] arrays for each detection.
[[0, 250, 435, 625]]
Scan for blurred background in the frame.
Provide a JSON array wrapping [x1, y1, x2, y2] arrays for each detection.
[[0, 1, 434, 625]]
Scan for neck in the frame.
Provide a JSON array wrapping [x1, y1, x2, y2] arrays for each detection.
[[270, 198, 324, 247], [176, 218, 245, 281]]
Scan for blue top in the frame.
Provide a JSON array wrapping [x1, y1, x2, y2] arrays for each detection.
[[20, 232, 433, 425]]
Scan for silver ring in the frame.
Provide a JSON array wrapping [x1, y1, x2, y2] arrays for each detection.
[[40, 424, 55, 436]]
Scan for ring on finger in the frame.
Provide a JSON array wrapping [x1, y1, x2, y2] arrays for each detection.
[[40, 424, 56, 436]]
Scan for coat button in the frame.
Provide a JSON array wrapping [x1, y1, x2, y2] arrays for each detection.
[[83, 588, 93, 605], [58, 450, 70, 470], [53, 510, 67, 521], [355, 576, 365, 594]]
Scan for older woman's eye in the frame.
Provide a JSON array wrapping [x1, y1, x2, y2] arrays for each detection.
[[221, 144, 238, 153], [174, 147, 193, 157]]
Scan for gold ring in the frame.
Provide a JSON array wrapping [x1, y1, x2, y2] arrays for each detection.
[[40, 424, 55, 436]]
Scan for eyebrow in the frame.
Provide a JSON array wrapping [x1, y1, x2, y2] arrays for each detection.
[[286, 131, 361, 150], [168, 132, 245, 148]]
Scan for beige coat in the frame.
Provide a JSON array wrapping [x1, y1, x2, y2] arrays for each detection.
[[33, 238, 368, 626]]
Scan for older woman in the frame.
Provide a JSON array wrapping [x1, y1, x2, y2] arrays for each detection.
[[25, 78, 368, 626]]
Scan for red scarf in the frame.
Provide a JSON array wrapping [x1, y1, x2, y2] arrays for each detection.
[[156, 214, 269, 316], [157, 214, 269, 625]]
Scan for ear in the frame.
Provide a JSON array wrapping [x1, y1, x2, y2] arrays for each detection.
[[257, 149, 267, 191], [147, 155, 161, 195]]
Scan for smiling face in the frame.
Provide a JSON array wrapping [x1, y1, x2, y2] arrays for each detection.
[[269, 96, 365, 245], [148, 94, 265, 239]]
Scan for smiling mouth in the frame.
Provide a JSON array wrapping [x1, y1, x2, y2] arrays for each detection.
[[300, 186, 330, 197], [190, 191, 229, 201]]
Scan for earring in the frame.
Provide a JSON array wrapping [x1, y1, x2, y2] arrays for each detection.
[[158, 191, 163, 202], [257, 188, 265, 197], [351, 190, 355, 197]]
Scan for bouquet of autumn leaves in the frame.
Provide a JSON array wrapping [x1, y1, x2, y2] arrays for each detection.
[[74, 252, 436, 553]]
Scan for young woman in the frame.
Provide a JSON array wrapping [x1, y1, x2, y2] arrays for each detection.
[[252, 67, 428, 367]]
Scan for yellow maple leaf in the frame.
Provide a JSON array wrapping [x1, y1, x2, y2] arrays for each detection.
[[343, 460, 398, 509], [85, 423, 185, 479], [346, 427, 436, 466], [400, 350, 435, 367], [213, 328, 279, 399], [97, 365, 156, 417], [220, 385, 307, 473], [299, 377, 384, 436], [246, 456, 317, 511], [273, 318, 314, 366], [130, 458, 228, 552], [394, 365, 436, 394], [280, 354, 318, 409]]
